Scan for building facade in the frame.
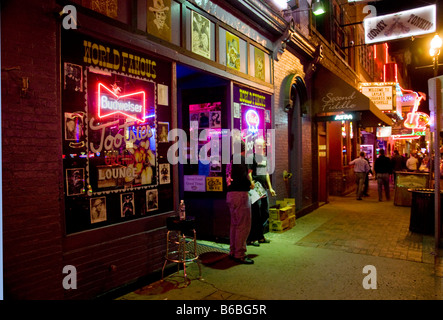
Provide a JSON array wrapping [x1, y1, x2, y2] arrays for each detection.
[[1, 0, 323, 299]]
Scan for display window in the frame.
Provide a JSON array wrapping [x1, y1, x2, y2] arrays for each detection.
[[61, 30, 173, 234], [234, 85, 273, 158]]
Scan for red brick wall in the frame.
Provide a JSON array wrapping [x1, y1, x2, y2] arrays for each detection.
[[2, 0, 64, 299], [1, 0, 172, 299]]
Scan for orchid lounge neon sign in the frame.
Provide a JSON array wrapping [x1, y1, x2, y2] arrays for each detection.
[[98, 83, 146, 122]]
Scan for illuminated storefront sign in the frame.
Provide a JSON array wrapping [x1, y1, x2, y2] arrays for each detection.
[[360, 82, 395, 111], [364, 5, 436, 44], [98, 83, 146, 122], [334, 114, 353, 121], [245, 109, 260, 134]]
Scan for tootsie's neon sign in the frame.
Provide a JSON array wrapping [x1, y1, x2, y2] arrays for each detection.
[[98, 83, 146, 122]]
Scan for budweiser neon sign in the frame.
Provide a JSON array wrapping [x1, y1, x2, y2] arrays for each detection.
[[98, 83, 146, 122]]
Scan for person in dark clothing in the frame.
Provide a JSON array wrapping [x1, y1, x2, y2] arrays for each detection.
[[363, 156, 372, 197], [374, 149, 392, 202], [247, 138, 276, 246], [391, 149, 404, 184], [226, 140, 255, 264]]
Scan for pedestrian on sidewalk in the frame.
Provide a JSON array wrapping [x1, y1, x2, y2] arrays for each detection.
[[363, 155, 372, 197], [374, 149, 392, 201], [226, 140, 255, 264], [247, 138, 276, 247], [349, 151, 371, 200], [406, 153, 419, 172]]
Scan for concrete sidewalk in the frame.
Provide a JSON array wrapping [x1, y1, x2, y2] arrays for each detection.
[[116, 180, 443, 301]]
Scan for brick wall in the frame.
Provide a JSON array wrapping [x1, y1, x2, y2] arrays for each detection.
[[1, 0, 171, 300], [273, 49, 315, 210], [1, 0, 65, 299]]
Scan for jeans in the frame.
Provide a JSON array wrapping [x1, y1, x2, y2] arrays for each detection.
[[355, 172, 366, 199], [248, 195, 269, 242], [376, 173, 390, 201], [226, 191, 251, 259]]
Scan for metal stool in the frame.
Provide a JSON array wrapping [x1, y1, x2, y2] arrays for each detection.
[[161, 216, 202, 284]]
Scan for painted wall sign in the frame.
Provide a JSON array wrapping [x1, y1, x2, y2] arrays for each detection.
[[364, 5, 436, 44]]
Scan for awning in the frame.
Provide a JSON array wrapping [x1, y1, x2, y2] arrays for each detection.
[[313, 66, 393, 127]]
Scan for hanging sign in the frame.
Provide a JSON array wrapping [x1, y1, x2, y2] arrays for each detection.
[[364, 5, 436, 44], [360, 84, 394, 111], [98, 83, 146, 122]]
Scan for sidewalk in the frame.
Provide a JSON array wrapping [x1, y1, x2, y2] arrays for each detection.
[[116, 180, 443, 300]]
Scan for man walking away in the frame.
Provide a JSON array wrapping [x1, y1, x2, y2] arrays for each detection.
[[350, 151, 371, 200], [374, 149, 392, 202]]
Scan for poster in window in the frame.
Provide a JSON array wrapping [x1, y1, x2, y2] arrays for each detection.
[[90, 197, 107, 223], [147, 0, 171, 42], [64, 112, 84, 141], [159, 163, 171, 184], [209, 111, 221, 128], [121, 192, 135, 217], [158, 122, 169, 143], [191, 11, 211, 59], [66, 168, 85, 196], [226, 31, 240, 71], [64, 63, 83, 92], [158, 84, 169, 106], [146, 189, 159, 212], [87, 70, 157, 192], [206, 177, 223, 192], [254, 47, 265, 81]]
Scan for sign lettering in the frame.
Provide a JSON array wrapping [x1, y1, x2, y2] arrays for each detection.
[[364, 5, 436, 44]]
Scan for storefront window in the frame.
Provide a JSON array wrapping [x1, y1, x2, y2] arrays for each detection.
[[61, 30, 173, 234]]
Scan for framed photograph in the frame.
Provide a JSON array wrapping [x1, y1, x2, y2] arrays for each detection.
[[64, 112, 84, 141], [159, 163, 171, 184], [158, 83, 169, 106], [158, 122, 169, 143], [146, 189, 159, 212], [147, 0, 171, 42], [265, 109, 270, 123], [64, 62, 83, 92], [209, 111, 221, 128], [120, 193, 135, 217], [254, 47, 265, 81], [90, 197, 107, 224], [226, 31, 240, 70], [199, 112, 209, 128], [191, 11, 211, 59], [66, 168, 85, 196]]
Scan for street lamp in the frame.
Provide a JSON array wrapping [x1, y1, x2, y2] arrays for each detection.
[[430, 34, 442, 77]]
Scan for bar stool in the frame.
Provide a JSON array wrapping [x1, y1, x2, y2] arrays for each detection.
[[161, 216, 202, 284]]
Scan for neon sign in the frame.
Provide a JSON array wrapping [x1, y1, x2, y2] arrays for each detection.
[[245, 109, 260, 134], [334, 114, 353, 121], [401, 88, 429, 130], [98, 83, 146, 122]]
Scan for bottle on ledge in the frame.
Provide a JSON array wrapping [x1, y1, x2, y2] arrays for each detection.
[[179, 200, 186, 220]]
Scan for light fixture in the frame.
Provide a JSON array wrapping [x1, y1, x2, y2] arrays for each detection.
[[430, 34, 442, 77], [312, 0, 325, 16]]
